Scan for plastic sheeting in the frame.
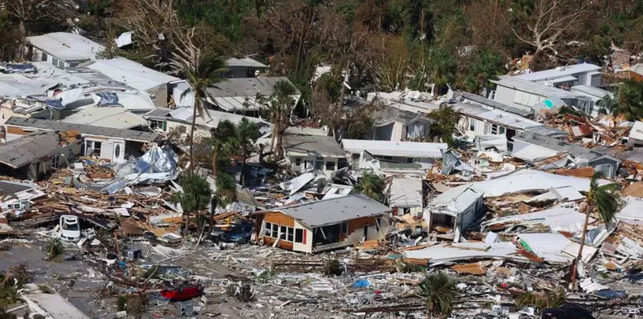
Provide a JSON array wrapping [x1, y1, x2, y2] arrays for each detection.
[[93, 92, 119, 106], [134, 145, 178, 175]]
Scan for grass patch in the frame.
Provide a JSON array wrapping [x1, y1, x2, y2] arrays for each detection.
[[37, 285, 54, 294], [45, 238, 64, 261]]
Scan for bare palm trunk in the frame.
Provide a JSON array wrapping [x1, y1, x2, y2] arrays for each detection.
[[269, 110, 279, 153], [241, 154, 247, 186], [571, 206, 591, 290], [212, 149, 218, 177], [184, 211, 190, 236], [189, 97, 199, 172]]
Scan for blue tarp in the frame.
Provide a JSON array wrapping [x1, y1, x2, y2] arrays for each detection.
[[351, 279, 370, 288]]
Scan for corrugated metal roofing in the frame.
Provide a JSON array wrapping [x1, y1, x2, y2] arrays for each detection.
[[261, 194, 390, 227]]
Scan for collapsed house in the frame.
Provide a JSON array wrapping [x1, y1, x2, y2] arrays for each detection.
[[253, 194, 391, 253], [25, 32, 188, 108], [144, 107, 267, 141], [424, 184, 484, 242], [370, 107, 433, 141], [4, 117, 161, 163], [0, 130, 81, 180], [281, 135, 347, 176], [452, 102, 567, 141], [204, 77, 301, 116], [389, 177, 424, 216], [512, 131, 622, 178], [490, 76, 590, 114], [342, 139, 447, 172]]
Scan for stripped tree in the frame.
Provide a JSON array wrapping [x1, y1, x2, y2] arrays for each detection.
[[512, 0, 588, 56]]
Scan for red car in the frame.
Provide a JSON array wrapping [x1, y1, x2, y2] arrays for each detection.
[[160, 283, 204, 301]]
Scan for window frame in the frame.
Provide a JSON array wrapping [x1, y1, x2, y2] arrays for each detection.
[[325, 161, 335, 171], [264, 222, 272, 236], [341, 222, 348, 235], [469, 119, 476, 131], [295, 229, 304, 243], [286, 227, 294, 242]]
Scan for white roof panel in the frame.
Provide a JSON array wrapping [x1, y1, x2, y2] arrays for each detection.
[[516, 64, 602, 82], [428, 184, 483, 215], [469, 169, 611, 198], [629, 121, 643, 141], [226, 57, 267, 68], [511, 144, 559, 162], [492, 77, 580, 99], [390, 178, 423, 208], [61, 107, 147, 129], [27, 32, 104, 61], [341, 139, 447, 158], [87, 58, 179, 91]]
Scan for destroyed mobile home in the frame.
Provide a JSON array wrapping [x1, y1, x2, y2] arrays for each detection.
[[1, 31, 643, 319]]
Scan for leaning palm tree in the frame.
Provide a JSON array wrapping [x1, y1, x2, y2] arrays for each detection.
[[571, 173, 619, 289], [169, 29, 228, 171], [419, 272, 458, 319], [352, 172, 386, 203]]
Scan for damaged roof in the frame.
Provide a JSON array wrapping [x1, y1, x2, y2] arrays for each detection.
[[515, 63, 602, 82], [342, 139, 447, 158], [226, 57, 268, 68], [428, 184, 482, 215], [0, 131, 73, 168], [27, 32, 104, 61], [257, 194, 390, 228], [283, 135, 345, 157], [514, 131, 614, 162], [456, 91, 533, 117], [469, 169, 611, 197], [86, 58, 180, 92], [5, 116, 161, 143]]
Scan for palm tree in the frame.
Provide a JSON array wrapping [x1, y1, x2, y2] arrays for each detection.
[[427, 104, 462, 146], [352, 172, 386, 203], [206, 172, 238, 235], [171, 173, 212, 236], [236, 118, 262, 186], [597, 80, 643, 121], [207, 120, 237, 178], [419, 272, 458, 319], [428, 48, 456, 99], [264, 80, 297, 159], [170, 30, 228, 172], [570, 173, 619, 289]]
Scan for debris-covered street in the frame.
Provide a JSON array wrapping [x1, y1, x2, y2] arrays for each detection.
[[3, 3, 643, 318]]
